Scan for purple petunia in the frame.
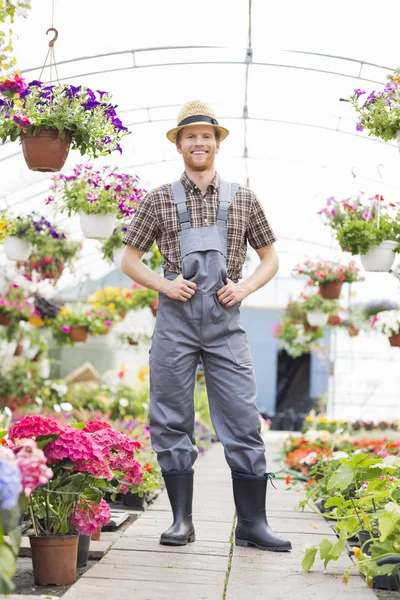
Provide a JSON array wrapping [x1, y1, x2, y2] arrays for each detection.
[[356, 123, 364, 131], [354, 89, 365, 98]]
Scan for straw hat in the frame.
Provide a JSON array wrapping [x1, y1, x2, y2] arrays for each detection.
[[166, 101, 229, 143]]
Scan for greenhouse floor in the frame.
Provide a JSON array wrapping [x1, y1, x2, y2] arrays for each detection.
[[4, 433, 391, 600]]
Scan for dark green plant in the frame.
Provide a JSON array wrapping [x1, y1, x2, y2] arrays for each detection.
[[336, 216, 400, 255]]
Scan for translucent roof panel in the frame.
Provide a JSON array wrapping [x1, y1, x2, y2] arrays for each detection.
[[1, 0, 400, 305]]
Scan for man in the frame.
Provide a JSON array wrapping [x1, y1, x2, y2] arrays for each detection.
[[121, 101, 291, 552]]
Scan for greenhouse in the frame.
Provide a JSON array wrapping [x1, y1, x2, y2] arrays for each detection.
[[1, 0, 400, 598]]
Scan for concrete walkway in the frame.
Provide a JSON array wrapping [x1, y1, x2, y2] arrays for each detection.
[[59, 433, 378, 600]]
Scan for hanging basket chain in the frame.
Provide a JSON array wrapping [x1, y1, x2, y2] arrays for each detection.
[[39, 27, 60, 85]]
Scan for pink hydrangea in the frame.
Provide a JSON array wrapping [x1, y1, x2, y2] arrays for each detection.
[[83, 420, 112, 434], [45, 428, 113, 480], [13, 439, 53, 496], [71, 498, 111, 535], [8, 415, 66, 442]]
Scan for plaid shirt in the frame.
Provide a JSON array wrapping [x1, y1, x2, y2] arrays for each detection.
[[123, 172, 276, 282]]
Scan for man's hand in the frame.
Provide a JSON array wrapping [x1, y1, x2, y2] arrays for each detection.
[[217, 279, 249, 307], [165, 274, 197, 302]]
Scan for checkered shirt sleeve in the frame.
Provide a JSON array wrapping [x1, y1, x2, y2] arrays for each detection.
[[122, 191, 160, 252], [246, 193, 277, 249]]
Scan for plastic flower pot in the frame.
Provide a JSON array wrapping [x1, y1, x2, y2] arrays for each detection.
[[122, 492, 146, 510], [389, 332, 400, 347], [348, 325, 360, 337], [29, 534, 79, 585], [319, 280, 343, 300], [91, 526, 101, 541], [79, 212, 117, 240], [4, 236, 32, 261], [112, 246, 125, 269], [0, 312, 13, 327], [21, 128, 72, 173], [360, 240, 398, 272], [358, 530, 379, 554], [306, 311, 329, 327], [304, 323, 319, 333], [77, 534, 91, 568], [69, 325, 89, 343]]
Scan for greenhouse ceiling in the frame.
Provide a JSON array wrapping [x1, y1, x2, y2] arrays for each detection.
[[1, 0, 400, 305]]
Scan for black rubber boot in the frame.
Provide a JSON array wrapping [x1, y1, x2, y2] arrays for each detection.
[[233, 477, 292, 552], [160, 472, 195, 546]]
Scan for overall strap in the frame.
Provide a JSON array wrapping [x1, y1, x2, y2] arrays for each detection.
[[171, 181, 191, 230], [217, 180, 240, 224]]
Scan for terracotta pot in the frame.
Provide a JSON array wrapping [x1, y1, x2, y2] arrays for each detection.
[[29, 534, 78, 585], [69, 325, 89, 343], [21, 128, 72, 173], [389, 333, 400, 347], [150, 306, 158, 317], [348, 325, 360, 337], [304, 323, 319, 333], [128, 339, 139, 346], [14, 344, 23, 356], [319, 280, 343, 300], [0, 312, 13, 327], [91, 526, 101, 542]]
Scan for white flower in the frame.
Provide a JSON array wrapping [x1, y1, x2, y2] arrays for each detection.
[[119, 398, 129, 407], [299, 451, 318, 465], [331, 451, 349, 460], [60, 402, 73, 412]]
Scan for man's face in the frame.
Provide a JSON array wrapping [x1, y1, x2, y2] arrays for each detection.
[[176, 125, 219, 171]]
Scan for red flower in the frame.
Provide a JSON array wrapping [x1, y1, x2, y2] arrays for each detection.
[[285, 475, 292, 485], [144, 463, 153, 472]]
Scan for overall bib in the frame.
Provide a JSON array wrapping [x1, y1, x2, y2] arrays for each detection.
[[149, 180, 267, 478]]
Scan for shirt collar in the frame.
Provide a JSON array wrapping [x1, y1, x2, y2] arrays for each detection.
[[180, 172, 221, 193]]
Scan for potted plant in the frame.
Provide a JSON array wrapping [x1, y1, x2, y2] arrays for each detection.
[[88, 286, 138, 318], [0, 360, 43, 411], [0, 284, 36, 327], [292, 259, 364, 299], [50, 306, 118, 345], [345, 70, 400, 149], [2, 214, 38, 261], [372, 309, 400, 347], [130, 284, 159, 316], [300, 294, 340, 328], [318, 193, 400, 271], [272, 318, 324, 358], [47, 164, 145, 239], [14, 215, 81, 284], [123, 453, 161, 509], [101, 222, 162, 272], [0, 80, 130, 172]]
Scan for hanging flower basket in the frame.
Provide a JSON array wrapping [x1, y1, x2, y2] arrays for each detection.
[[21, 128, 72, 173], [0, 311, 13, 326], [306, 311, 329, 327], [319, 280, 343, 300], [360, 240, 398, 272], [389, 332, 400, 347], [79, 212, 117, 240], [304, 323, 319, 333], [4, 236, 32, 261], [348, 325, 360, 337], [69, 325, 89, 343]]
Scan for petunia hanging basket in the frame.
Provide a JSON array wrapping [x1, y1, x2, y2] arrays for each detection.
[[21, 128, 72, 172], [360, 240, 398, 272], [79, 212, 117, 240], [4, 236, 32, 261], [319, 280, 343, 300], [306, 311, 329, 328]]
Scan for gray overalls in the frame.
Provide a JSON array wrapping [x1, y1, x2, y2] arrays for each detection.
[[149, 180, 266, 478]]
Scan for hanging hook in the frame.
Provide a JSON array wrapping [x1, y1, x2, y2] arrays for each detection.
[[376, 163, 385, 179], [351, 166, 357, 178], [46, 27, 58, 47]]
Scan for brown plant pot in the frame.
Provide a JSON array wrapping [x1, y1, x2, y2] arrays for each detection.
[[150, 306, 158, 317], [69, 325, 89, 343], [348, 325, 360, 337], [21, 128, 72, 173], [29, 535, 78, 585], [319, 280, 343, 300], [389, 333, 400, 347], [14, 344, 23, 356], [304, 323, 319, 333], [0, 312, 13, 327], [91, 526, 101, 541], [128, 339, 139, 346]]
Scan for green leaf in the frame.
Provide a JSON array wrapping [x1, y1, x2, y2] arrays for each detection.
[[327, 463, 354, 491], [379, 502, 400, 540], [302, 545, 318, 572], [330, 533, 347, 561], [0, 572, 15, 595], [0, 430, 7, 439], [0, 544, 16, 577], [72, 422, 86, 430], [319, 539, 333, 567], [324, 497, 343, 508], [7, 526, 21, 555]]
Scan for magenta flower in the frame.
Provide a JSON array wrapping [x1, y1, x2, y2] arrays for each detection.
[[13, 439, 53, 496], [8, 415, 66, 442], [71, 498, 111, 535], [362, 211, 373, 221], [105, 320, 113, 327], [61, 325, 71, 333]]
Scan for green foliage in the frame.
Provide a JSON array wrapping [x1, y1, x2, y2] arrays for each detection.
[[336, 216, 400, 255], [275, 319, 324, 358], [301, 295, 339, 314]]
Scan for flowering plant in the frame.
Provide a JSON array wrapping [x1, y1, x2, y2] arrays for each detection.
[[372, 309, 400, 337], [0, 210, 14, 242], [0, 360, 43, 411], [88, 287, 136, 316], [300, 294, 340, 314], [273, 319, 324, 358], [50, 306, 119, 345], [292, 259, 364, 286], [0, 2, 31, 74], [0, 284, 37, 321], [46, 164, 145, 217], [126, 451, 161, 498], [0, 81, 129, 157], [346, 71, 400, 141], [130, 284, 159, 311], [361, 299, 399, 321]]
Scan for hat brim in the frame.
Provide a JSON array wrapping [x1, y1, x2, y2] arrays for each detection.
[[166, 122, 229, 144]]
